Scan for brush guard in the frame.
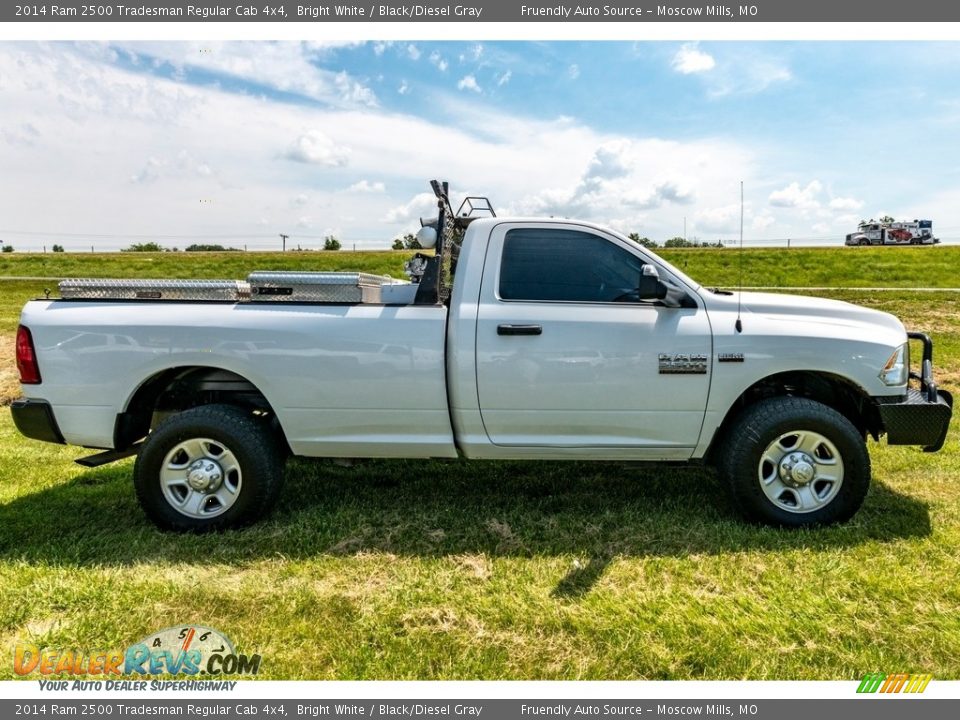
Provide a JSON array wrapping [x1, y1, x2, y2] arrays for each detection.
[[876, 332, 953, 452]]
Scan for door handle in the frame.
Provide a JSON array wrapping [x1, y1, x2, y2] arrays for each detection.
[[497, 324, 543, 336]]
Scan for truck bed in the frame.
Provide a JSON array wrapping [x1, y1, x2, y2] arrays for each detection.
[[20, 300, 457, 458]]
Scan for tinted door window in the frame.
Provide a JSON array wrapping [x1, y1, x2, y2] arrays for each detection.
[[499, 228, 645, 302]]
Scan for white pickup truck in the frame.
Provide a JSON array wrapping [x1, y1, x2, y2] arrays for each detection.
[[12, 183, 952, 531]]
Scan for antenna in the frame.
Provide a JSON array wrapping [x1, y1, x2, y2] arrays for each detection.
[[735, 181, 744, 333]]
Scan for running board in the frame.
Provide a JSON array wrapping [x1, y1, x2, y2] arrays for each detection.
[[75, 444, 142, 468]]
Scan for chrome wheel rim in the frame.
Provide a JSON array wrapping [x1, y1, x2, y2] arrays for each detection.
[[758, 430, 844, 514], [160, 438, 242, 519]]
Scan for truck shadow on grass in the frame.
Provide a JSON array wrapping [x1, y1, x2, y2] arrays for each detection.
[[0, 455, 932, 599]]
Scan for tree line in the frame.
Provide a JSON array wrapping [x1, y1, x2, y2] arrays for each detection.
[[0, 232, 726, 254]]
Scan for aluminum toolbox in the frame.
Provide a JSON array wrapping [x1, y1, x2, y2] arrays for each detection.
[[59, 278, 250, 302], [247, 271, 391, 303], [380, 282, 419, 304]]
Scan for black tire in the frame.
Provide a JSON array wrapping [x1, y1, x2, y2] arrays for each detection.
[[134, 404, 284, 532], [717, 397, 870, 527]]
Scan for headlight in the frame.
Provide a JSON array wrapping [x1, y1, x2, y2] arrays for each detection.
[[879, 343, 908, 386]]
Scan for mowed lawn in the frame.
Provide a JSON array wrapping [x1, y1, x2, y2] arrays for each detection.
[[1, 247, 959, 680]]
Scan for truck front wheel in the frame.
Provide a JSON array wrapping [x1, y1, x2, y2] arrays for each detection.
[[134, 404, 284, 532], [718, 397, 870, 527]]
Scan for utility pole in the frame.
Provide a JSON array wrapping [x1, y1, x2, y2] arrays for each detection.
[[279, 233, 289, 252]]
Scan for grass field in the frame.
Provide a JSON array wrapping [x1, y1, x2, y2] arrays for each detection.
[[1, 247, 959, 680], [3, 244, 960, 288]]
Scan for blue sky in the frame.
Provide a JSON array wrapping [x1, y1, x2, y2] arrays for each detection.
[[2, 41, 959, 250]]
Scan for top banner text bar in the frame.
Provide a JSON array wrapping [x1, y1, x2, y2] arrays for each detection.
[[8, 1, 960, 23]]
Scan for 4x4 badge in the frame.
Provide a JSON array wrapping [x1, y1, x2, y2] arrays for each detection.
[[718, 353, 745, 363]]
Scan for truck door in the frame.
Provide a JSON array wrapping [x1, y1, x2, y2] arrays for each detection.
[[474, 223, 711, 453]]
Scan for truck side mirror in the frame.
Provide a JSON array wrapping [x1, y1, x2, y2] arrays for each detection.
[[638, 265, 668, 300]]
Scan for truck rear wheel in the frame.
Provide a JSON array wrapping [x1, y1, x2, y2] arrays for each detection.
[[134, 404, 284, 532], [718, 397, 870, 527]]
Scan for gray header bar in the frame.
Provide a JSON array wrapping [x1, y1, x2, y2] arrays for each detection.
[[7, 1, 960, 23]]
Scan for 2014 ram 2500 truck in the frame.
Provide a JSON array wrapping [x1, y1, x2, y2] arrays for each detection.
[[11, 182, 953, 531]]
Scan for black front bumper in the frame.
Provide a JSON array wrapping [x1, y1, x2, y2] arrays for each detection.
[[876, 332, 953, 452], [10, 399, 65, 445], [878, 388, 953, 452]]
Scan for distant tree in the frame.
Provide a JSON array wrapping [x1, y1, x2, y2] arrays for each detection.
[[122, 242, 165, 252], [880, 215, 895, 224], [663, 236, 720, 249], [391, 238, 405, 250], [2, 245, 13, 253], [185, 243, 240, 252], [402, 233, 422, 250], [52, 244, 65, 253], [628, 233, 658, 249], [323, 235, 342, 251]]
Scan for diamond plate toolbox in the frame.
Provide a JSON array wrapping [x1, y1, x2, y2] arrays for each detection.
[[247, 271, 391, 303], [59, 278, 251, 302]]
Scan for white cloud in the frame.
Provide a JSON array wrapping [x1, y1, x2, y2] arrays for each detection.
[[383, 192, 437, 223], [585, 140, 633, 181], [568, 64, 580, 80], [672, 43, 716, 74], [833, 213, 860, 227], [0, 122, 41, 147], [769, 180, 823, 209], [110, 41, 378, 108], [695, 204, 741, 234], [496, 70, 512, 87], [512, 138, 749, 226], [627, 181, 696, 208], [282, 130, 350, 166], [130, 157, 164, 184], [398, 80, 409, 95], [812, 222, 831, 234], [406, 44, 421, 61], [752, 213, 775, 232], [129, 151, 217, 185], [828, 196, 864, 211], [706, 56, 791, 97], [457, 75, 482, 93], [292, 193, 309, 206], [429, 51, 448, 72], [348, 180, 385, 193], [0, 42, 759, 249]]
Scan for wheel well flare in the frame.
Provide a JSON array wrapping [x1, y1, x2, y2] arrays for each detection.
[[114, 367, 273, 449]]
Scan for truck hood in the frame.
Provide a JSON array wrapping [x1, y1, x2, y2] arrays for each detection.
[[736, 291, 906, 337]]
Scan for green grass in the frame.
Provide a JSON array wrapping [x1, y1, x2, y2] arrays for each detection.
[[0, 251, 410, 281], [1, 248, 959, 680], [1, 244, 959, 288]]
